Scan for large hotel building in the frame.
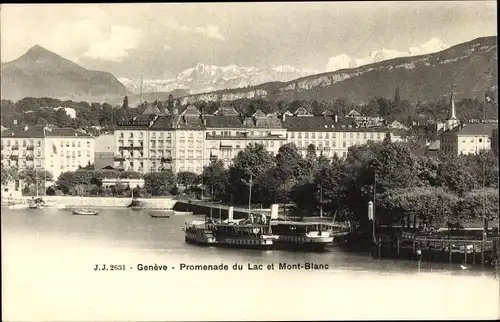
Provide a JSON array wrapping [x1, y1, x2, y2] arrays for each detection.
[[112, 104, 406, 174], [1, 125, 95, 179]]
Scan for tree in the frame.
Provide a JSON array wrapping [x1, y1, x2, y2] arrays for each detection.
[[143, 170, 176, 196], [228, 143, 275, 205], [394, 87, 401, 113], [122, 96, 129, 109], [436, 156, 477, 195], [18, 169, 53, 196], [201, 160, 228, 201], [177, 171, 199, 190], [313, 157, 345, 217], [457, 188, 499, 225], [1, 167, 18, 186]]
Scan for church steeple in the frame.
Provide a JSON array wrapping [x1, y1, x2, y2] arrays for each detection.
[[445, 84, 460, 131], [448, 92, 457, 120]]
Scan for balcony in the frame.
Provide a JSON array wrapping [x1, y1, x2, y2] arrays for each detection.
[[119, 146, 144, 151], [10, 155, 18, 160], [161, 157, 173, 163], [11, 145, 19, 150], [26, 155, 34, 161], [114, 155, 126, 161], [26, 145, 34, 151]]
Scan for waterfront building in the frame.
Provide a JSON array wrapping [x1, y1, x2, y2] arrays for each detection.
[[283, 114, 404, 158], [113, 104, 408, 174], [205, 107, 287, 165], [1, 125, 95, 179]]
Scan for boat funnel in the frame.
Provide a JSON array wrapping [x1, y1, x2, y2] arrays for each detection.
[[228, 206, 234, 222], [270, 204, 279, 220]]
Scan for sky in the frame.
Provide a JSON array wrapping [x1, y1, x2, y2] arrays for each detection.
[[1, 2, 497, 79]]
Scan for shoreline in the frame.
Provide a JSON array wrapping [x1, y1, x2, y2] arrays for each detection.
[[7, 196, 178, 210]]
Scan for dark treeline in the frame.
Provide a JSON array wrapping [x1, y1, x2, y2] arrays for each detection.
[[1, 91, 497, 130], [202, 138, 499, 229]]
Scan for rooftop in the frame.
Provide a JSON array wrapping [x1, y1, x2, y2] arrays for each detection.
[[444, 123, 498, 136], [0, 125, 92, 138]]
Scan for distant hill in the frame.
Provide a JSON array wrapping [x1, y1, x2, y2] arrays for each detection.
[[1, 45, 130, 102], [179, 36, 498, 105]]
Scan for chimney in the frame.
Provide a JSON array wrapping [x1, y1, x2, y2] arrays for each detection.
[[13, 120, 18, 125], [334, 114, 338, 123], [228, 206, 234, 222], [282, 114, 286, 122], [24, 125, 28, 131]]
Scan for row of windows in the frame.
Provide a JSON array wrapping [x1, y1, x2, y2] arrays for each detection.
[[288, 132, 381, 139], [1, 139, 43, 147]]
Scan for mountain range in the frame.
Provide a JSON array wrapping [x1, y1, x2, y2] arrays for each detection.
[[118, 64, 319, 95], [1, 45, 130, 102], [178, 36, 497, 105], [1, 36, 497, 106]]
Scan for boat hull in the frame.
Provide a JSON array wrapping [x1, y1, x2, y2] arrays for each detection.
[[72, 210, 99, 216]]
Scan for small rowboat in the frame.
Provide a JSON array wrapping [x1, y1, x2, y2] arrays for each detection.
[[149, 210, 173, 218], [72, 209, 99, 216]]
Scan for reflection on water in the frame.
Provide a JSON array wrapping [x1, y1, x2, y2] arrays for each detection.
[[2, 208, 499, 321]]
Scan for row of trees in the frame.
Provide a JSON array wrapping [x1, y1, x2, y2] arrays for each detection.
[[200, 136, 499, 228]]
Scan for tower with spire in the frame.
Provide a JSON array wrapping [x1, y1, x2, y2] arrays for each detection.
[[445, 86, 460, 131]]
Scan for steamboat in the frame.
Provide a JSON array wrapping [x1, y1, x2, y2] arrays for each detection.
[[183, 207, 277, 249], [271, 220, 350, 251]]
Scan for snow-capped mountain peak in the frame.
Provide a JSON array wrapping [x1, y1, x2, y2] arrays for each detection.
[[121, 63, 319, 95]]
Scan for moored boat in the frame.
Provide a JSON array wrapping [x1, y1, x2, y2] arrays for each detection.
[[271, 220, 339, 251], [149, 210, 173, 218], [183, 212, 278, 249], [72, 208, 99, 216]]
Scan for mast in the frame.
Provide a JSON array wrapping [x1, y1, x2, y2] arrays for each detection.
[[319, 183, 323, 218], [248, 173, 253, 219]]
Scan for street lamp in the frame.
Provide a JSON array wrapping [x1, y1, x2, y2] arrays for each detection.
[[369, 159, 380, 244]]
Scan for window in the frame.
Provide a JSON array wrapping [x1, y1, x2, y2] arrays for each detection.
[[78, 151, 81, 157], [479, 138, 483, 143], [343, 142, 346, 148], [72, 141, 75, 147], [78, 141, 81, 147], [87, 151, 90, 157], [22, 140, 26, 147]]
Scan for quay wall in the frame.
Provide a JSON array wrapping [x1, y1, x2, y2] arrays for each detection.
[[22, 196, 176, 209]]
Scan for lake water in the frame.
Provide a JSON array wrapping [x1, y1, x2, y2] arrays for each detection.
[[2, 208, 499, 321]]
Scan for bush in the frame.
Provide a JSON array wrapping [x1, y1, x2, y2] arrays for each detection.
[[46, 186, 56, 196]]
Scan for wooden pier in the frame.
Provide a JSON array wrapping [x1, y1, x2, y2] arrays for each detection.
[[372, 231, 500, 265]]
